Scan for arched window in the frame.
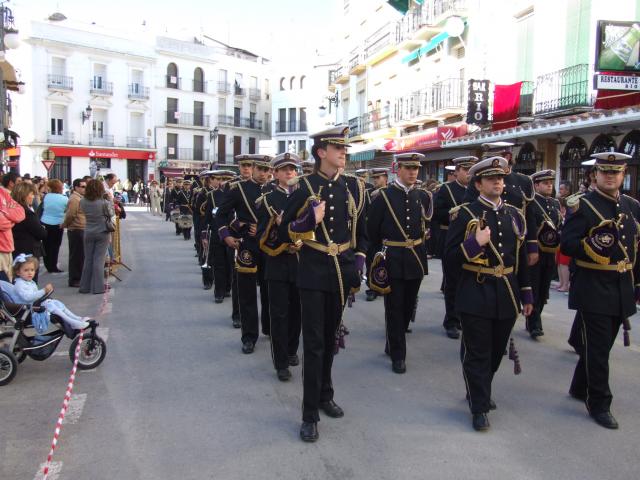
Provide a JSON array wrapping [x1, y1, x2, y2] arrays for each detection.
[[279, 77, 285, 91], [300, 75, 306, 89], [560, 137, 589, 191], [589, 134, 617, 156], [193, 67, 205, 92], [166, 63, 179, 88], [290, 76, 296, 90], [620, 130, 640, 163], [514, 142, 541, 175]]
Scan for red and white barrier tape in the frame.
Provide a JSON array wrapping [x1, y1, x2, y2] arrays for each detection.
[[41, 328, 84, 480]]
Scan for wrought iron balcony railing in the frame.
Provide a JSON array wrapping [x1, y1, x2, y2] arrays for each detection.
[[46, 132, 74, 144], [275, 121, 308, 133], [218, 115, 263, 130], [217, 81, 230, 94], [89, 134, 114, 146], [89, 80, 113, 96], [127, 136, 151, 148], [166, 75, 181, 89], [165, 111, 211, 128], [47, 74, 73, 91], [128, 84, 150, 100]]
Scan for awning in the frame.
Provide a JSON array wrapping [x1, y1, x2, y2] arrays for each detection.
[[49, 146, 156, 160], [0, 60, 19, 91], [387, 0, 410, 14], [401, 30, 450, 64], [384, 124, 468, 152], [349, 150, 376, 162]]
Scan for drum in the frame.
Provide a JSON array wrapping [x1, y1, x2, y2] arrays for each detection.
[[170, 209, 180, 222], [176, 214, 193, 229]]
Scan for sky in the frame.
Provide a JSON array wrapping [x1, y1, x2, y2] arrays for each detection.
[[11, 0, 341, 61]]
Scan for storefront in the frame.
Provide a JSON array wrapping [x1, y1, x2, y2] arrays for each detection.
[[47, 146, 156, 182]]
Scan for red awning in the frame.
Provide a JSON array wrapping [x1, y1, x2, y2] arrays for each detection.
[[49, 146, 156, 160], [384, 124, 468, 153]]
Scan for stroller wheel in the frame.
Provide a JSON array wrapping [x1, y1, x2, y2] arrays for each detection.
[[0, 332, 27, 363], [0, 348, 17, 386], [70, 334, 107, 370]]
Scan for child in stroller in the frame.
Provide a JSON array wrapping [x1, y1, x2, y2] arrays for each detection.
[[12, 254, 90, 330]]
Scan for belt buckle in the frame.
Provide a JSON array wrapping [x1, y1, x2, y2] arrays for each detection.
[[493, 266, 504, 277], [617, 260, 628, 273], [327, 242, 339, 256]]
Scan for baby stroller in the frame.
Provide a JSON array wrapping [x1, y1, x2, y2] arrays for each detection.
[[0, 281, 107, 386]]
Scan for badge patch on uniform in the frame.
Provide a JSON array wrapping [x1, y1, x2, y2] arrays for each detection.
[[538, 221, 559, 253], [368, 251, 391, 294], [594, 231, 615, 248], [236, 248, 257, 273]]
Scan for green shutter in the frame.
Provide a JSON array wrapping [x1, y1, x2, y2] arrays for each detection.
[[565, 0, 592, 67], [516, 15, 534, 81], [387, 0, 410, 14]]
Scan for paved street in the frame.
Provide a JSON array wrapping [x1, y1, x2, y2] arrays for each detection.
[[2, 209, 639, 480]]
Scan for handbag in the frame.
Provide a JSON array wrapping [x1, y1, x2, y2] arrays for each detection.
[[103, 201, 116, 232]]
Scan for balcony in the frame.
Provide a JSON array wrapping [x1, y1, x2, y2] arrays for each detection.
[[275, 121, 308, 133], [165, 148, 210, 161], [166, 75, 181, 89], [518, 81, 534, 121], [218, 115, 263, 131], [233, 84, 245, 96], [334, 65, 349, 84], [534, 64, 594, 117], [328, 69, 340, 91], [127, 136, 151, 148], [348, 51, 366, 75], [165, 111, 211, 128], [217, 81, 231, 94], [361, 109, 392, 134], [89, 134, 115, 147], [395, 78, 465, 125], [249, 88, 261, 100], [395, 0, 467, 48], [128, 84, 150, 100], [47, 132, 74, 144], [47, 74, 73, 91], [193, 79, 207, 93], [364, 23, 397, 66], [348, 117, 362, 138], [89, 80, 113, 96]]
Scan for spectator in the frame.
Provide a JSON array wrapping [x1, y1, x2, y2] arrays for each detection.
[[2, 172, 22, 192], [149, 180, 162, 215], [62, 178, 87, 287], [63, 179, 71, 197], [79, 179, 114, 294], [558, 181, 572, 199], [11, 182, 46, 282], [0, 176, 26, 280], [123, 178, 133, 203], [103, 173, 118, 201], [40, 179, 68, 273]]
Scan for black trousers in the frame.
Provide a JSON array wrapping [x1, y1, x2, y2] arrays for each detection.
[[570, 312, 622, 414], [43, 224, 64, 272], [300, 288, 343, 423], [460, 313, 516, 414], [237, 271, 259, 344], [268, 280, 301, 370], [568, 312, 582, 351], [442, 261, 460, 330], [257, 254, 270, 335], [231, 266, 240, 318], [526, 253, 555, 332], [211, 242, 233, 296], [383, 277, 422, 361], [182, 226, 191, 240], [67, 229, 84, 285]]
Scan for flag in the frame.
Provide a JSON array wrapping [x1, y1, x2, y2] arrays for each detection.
[[492, 82, 523, 131]]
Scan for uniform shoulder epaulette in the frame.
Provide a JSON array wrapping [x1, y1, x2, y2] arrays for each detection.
[[370, 187, 382, 201], [287, 173, 311, 187]]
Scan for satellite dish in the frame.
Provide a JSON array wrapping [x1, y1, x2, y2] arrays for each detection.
[[444, 16, 465, 38]]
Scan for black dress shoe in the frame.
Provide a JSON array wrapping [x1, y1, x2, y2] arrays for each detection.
[[232, 318, 241, 329], [319, 400, 344, 418], [530, 328, 544, 339], [591, 411, 619, 429], [366, 291, 377, 302], [277, 368, 292, 381], [288, 354, 300, 366], [68, 282, 80, 288], [214, 296, 224, 303], [203, 284, 212, 290], [445, 327, 460, 339], [224, 290, 231, 298], [241, 341, 254, 354], [405, 327, 412, 333], [472, 413, 490, 431], [392, 360, 406, 374], [300, 422, 318, 442]]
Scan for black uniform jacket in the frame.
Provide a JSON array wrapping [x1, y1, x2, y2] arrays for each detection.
[[560, 189, 640, 318], [216, 178, 263, 240], [257, 186, 298, 283], [280, 171, 368, 292], [175, 190, 191, 214], [464, 170, 534, 209], [433, 180, 466, 257], [444, 196, 532, 320], [525, 193, 562, 254], [203, 188, 226, 244], [367, 183, 429, 280]]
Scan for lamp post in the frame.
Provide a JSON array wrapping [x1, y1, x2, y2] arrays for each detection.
[[81, 104, 92, 124], [0, 2, 19, 173], [209, 126, 218, 168], [318, 93, 339, 125]]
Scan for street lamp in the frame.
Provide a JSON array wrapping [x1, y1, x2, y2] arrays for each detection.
[[0, 3, 19, 54], [81, 104, 92, 124], [209, 126, 218, 168]]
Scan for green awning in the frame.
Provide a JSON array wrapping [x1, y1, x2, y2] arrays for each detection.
[[349, 150, 376, 162], [387, 0, 409, 14], [401, 30, 450, 64]]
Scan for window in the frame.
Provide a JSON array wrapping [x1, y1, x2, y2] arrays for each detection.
[[50, 105, 65, 135], [95, 158, 111, 169], [218, 97, 226, 117], [300, 75, 306, 89], [193, 135, 204, 160], [51, 157, 71, 182], [233, 136, 242, 157], [167, 98, 178, 124], [299, 107, 307, 131], [92, 120, 104, 138], [92, 64, 106, 90], [515, 11, 534, 81], [193, 67, 205, 92], [194, 101, 204, 126], [278, 140, 286, 154], [248, 137, 256, 154], [289, 108, 297, 132], [167, 133, 178, 159], [218, 133, 226, 163], [280, 77, 285, 90], [298, 140, 306, 154], [166, 63, 179, 88], [234, 73, 243, 94], [234, 107, 241, 127], [290, 76, 295, 90]]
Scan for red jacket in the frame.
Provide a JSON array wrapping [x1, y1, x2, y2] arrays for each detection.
[[0, 187, 25, 253]]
